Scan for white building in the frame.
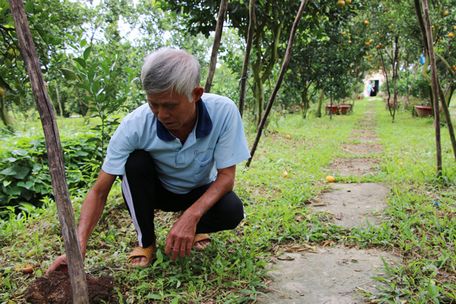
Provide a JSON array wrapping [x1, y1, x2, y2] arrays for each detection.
[[363, 70, 385, 97]]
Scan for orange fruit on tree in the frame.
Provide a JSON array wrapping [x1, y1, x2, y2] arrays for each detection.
[[363, 19, 369, 26], [337, 0, 345, 8], [448, 32, 455, 38], [443, 9, 449, 17]]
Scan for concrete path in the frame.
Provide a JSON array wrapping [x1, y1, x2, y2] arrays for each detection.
[[259, 106, 400, 304]]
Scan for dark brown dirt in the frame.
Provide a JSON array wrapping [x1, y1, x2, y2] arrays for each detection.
[[25, 271, 115, 304]]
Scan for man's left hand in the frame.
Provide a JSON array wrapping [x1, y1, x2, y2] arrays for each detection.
[[165, 211, 199, 260]]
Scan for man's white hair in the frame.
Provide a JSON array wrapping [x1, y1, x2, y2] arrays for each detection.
[[141, 48, 200, 101]]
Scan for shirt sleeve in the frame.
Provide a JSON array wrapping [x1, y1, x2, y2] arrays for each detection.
[[101, 120, 138, 176], [214, 101, 250, 169]]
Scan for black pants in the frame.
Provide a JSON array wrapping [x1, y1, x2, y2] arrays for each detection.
[[121, 150, 244, 248]]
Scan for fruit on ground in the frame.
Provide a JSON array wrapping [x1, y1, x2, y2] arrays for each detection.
[[326, 176, 336, 183]]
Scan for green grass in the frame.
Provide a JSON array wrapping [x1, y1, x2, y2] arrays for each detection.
[[0, 98, 455, 303]]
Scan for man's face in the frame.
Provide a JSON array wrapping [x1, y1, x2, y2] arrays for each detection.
[[147, 90, 197, 133]]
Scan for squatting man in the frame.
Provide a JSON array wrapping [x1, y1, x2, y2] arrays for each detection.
[[47, 47, 250, 270]]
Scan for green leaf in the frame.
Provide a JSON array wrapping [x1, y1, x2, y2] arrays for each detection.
[[74, 57, 86, 68], [83, 46, 92, 61], [0, 165, 31, 179], [11, 149, 28, 156], [61, 68, 78, 80]]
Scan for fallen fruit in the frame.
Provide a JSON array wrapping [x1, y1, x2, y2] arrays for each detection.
[[326, 175, 336, 183], [16, 264, 34, 274], [285, 134, 292, 139], [282, 170, 289, 178]]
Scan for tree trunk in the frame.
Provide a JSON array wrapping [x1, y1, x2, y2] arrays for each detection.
[[0, 95, 13, 131], [252, 58, 264, 126], [8, 0, 89, 302], [379, 50, 393, 119], [247, 0, 309, 167], [438, 82, 456, 160], [420, 0, 442, 176], [204, 0, 228, 93], [391, 35, 400, 122], [238, 0, 256, 117], [300, 84, 309, 119], [315, 89, 324, 118], [55, 85, 63, 117]]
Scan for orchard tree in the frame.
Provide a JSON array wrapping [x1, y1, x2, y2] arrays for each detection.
[[0, 0, 87, 127], [159, 0, 303, 127], [284, 0, 367, 118]]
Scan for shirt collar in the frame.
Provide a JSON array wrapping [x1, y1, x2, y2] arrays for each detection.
[[156, 99, 213, 142]]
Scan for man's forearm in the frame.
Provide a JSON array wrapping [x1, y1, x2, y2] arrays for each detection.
[[76, 171, 115, 255], [77, 189, 106, 255], [185, 166, 235, 221]]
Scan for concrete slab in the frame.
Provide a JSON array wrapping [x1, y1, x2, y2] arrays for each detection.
[[258, 246, 400, 304], [311, 183, 389, 228]]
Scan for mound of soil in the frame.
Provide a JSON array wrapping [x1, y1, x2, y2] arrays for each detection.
[[25, 271, 115, 304]]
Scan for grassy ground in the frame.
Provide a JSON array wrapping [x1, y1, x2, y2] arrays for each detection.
[[0, 98, 455, 303]]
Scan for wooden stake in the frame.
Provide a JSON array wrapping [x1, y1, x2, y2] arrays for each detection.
[[205, 0, 228, 93], [238, 0, 256, 117], [420, 0, 442, 176], [8, 0, 89, 302], [246, 0, 309, 167]]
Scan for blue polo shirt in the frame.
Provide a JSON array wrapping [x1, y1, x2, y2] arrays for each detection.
[[102, 93, 250, 194]]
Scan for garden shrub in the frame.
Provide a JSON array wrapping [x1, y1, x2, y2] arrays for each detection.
[[0, 133, 104, 216]]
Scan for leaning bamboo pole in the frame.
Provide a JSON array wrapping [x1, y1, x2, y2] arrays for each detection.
[[238, 0, 256, 117], [246, 0, 309, 167], [205, 0, 228, 92], [420, 0, 442, 176], [9, 0, 89, 301]]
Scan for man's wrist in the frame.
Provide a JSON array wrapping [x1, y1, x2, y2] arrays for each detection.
[[185, 206, 204, 221]]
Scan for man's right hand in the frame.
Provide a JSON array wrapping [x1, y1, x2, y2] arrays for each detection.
[[46, 254, 68, 275]]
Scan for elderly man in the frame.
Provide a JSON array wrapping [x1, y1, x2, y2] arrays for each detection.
[[47, 48, 250, 270]]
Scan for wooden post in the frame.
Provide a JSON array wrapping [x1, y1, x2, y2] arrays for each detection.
[[205, 0, 228, 93], [8, 0, 89, 302], [238, 0, 256, 117], [420, 0, 442, 176], [246, 0, 309, 167]]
